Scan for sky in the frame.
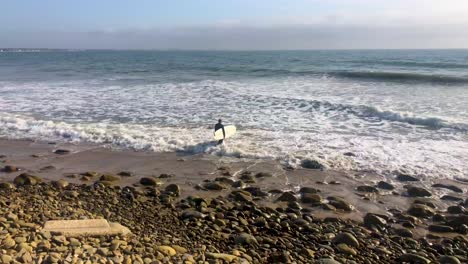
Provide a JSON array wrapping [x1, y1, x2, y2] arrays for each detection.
[[1, 0, 468, 49]]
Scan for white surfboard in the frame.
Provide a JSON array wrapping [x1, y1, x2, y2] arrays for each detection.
[[214, 125, 236, 140]]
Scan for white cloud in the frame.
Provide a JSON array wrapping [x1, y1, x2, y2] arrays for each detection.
[[212, 0, 468, 27]]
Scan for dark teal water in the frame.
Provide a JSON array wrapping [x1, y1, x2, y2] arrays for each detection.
[[1, 50, 468, 83]]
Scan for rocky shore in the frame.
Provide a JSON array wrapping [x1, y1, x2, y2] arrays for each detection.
[[0, 139, 467, 263]]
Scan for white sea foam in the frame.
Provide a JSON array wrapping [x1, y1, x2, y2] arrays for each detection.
[[0, 77, 467, 180], [1, 111, 467, 180]]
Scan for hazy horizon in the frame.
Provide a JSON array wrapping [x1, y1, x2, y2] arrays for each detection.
[[2, 0, 468, 50]]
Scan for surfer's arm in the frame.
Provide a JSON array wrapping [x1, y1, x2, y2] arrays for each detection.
[[222, 127, 226, 138]]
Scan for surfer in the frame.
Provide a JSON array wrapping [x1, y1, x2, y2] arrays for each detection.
[[214, 119, 225, 145]]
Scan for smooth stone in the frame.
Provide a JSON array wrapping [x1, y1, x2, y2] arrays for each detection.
[[2, 237, 16, 249], [1, 255, 13, 263], [240, 174, 255, 183], [407, 204, 435, 218], [7, 212, 18, 221], [13, 173, 42, 186], [336, 243, 357, 255], [96, 248, 109, 256], [441, 195, 463, 202], [2, 165, 18, 172], [231, 180, 246, 188], [447, 215, 468, 227], [83, 171, 99, 177], [232, 190, 253, 202], [63, 190, 79, 198], [327, 196, 354, 211], [255, 172, 272, 178], [447, 205, 463, 214], [0, 182, 15, 190], [428, 225, 454, 233], [214, 177, 235, 185], [52, 179, 69, 188], [301, 159, 324, 169], [171, 245, 187, 254], [322, 204, 336, 211], [376, 181, 395, 190], [375, 246, 392, 255], [244, 187, 269, 197], [276, 192, 297, 202], [396, 174, 419, 182], [299, 187, 320, 194], [157, 246, 176, 256], [332, 232, 359, 248], [356, 185, 379, 193], [301, 248, 315, 258], [459, 224, 468, 234], [54, 149, 71, 154], [414, 199, 436, 208], [139, 177, 162, 186], [69, 238, 81, 247], [432, 184, 463, 193], [267, 252, 290, 263], [394, 228, 413, 238], [432, 213, 446, 222], [100, 174, 120, 182], [165, 184, 181, 196], [80, 176, 91, 181], [235, 233, 258, 245], [407, 186, 432, 197], [204, 182, 226, 190], [181, 210, 205, 219], [438, 255, 461, 264], [117, 171, 133, 177], [301, 193, 323, 204], [363, 213, 387, 228], [399, 253, 430, 264], [206, 252, 237, 262], [317, 258, 341, 264]]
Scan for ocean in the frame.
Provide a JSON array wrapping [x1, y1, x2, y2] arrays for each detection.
[[0, 50, 467, 180]]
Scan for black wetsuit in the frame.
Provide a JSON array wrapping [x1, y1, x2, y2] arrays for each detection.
[[214, 123, 225, 144]]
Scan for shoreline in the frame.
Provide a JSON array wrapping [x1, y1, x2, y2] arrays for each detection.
[[0, 137, 467, 263]]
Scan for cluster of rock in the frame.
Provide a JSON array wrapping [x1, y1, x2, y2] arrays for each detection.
[[0, 170, 466, 263]]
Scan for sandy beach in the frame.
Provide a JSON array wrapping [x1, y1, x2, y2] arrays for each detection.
[[1, 138, 467, 263]]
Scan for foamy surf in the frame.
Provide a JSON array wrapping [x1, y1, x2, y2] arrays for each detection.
[[1, 112, 466, 180], [1, 50, 467, 182]]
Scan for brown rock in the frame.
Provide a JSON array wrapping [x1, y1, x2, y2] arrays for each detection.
[[301, 193, 323, 204], [428, 225, 454, 233], [432, 184, 463, 193], [165, 184, 180, 196], [406, 186, 431, 197], [327, 196, 354, 211], [276, 192, 297, 202], [99, 174, 120, 182], [13, 173, 42, 186], [139, 177, 161, 186], [407, 204, 435, 218], [52, 179, 69, 188], [356, 185, 379, 193], [54, 149, 70, 155], [2, 165, 18, 173]]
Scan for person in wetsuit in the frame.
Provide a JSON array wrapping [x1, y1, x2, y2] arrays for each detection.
[[214, 119, 225, 145]]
